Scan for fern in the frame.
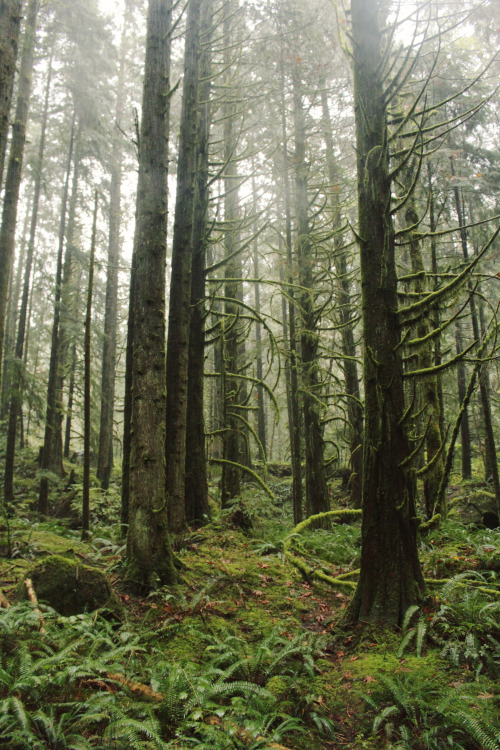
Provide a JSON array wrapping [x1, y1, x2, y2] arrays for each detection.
[[455, 710, 500, 750]]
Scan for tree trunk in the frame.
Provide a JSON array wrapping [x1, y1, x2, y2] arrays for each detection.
[[125, 0, 177, 591], [38, 113, 76, 514], [455, 319, 471, 480], [63, 341, 77, 459], [221, 5, 244, 507], [0, 0, 22, 184], [97, 4, 131, 490], [292, 66, 329, 519], [453, 181, 500, 508], [165, 0, 205, 533], [4, 52, 52, 505], [278, 61, 303, 524], [345, 0, 425, 627], [0, 0, 39, 397], [252, 174, 267, 461], [185, 0, 212, 527], [320, 90, 363, 509], [82, 191, 98, 541]]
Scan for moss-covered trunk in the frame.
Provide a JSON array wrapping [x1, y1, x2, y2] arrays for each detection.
[[292, 67, 329, 520], [345, 0, 425, 626], [185, 0, 212, 526], [0, 0, 22, 184], [165, 0, 206, 533], [0, 0, 39, 398], [125, 0, 176, 591]]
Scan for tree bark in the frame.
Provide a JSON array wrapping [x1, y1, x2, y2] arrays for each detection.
[[184, 0, 212, 527], [0, 0, 39, 397], [38, 113, 76, 514], [82, 191, 98, 541], [165, 0, 205, 533], [0, 0, 22, 184], [345, 0, 425, 626], [292, 66, 329, 519], [97, 4, 132, 490], [4, 51, 52, 505], [125, 0, 177, 591], [320, 90, 363, 509]]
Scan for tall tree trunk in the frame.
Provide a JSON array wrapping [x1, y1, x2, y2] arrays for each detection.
[[453, 181, 500, 508], [402, 181, 444, 518], [320, 90, 363, 509], [38, 113, 76, 514], [221, 5, 243, 507], [252, 174, 266, 461], [4, 49, 52, 505], [63, 341, 77, 459], [97, 3, 132, 490], [292, 66, 329, 519], [0, 0, 39, 396], [455, 319, 471, 480], [1, 191, 31, 418], [0, 0, 22, 185], [345, 0, 425, 626], [55, 127, 83, 472], [82, 192, 98, 541], [184, 0, 212, 527], [165, 0, 205, 533], [125, 0, 177, 591], [279, 61, 303, 524]]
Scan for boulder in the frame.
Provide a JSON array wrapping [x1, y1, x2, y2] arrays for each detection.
[[19, 554, 118, 616]]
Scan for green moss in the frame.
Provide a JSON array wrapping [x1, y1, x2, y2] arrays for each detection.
[[18, 554, 119, 616]]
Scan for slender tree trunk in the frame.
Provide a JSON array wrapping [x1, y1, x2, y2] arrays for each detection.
[[221, 5, 243, 507], [55, 128, 83, 473], [82, 192, 98, 541], [97, 4, 132, 490], [38, 113, 76, 514], [0, 0, 39, 397], [292, 66, 329, 519], [455, 319, 471, 479], [453, 181, 500, 507], [1, 191, 31, 418], [402, 183, 444, 518], [0, 0, 22, 185], [63, 341, 77, 459], [4, 51, 52, 504], [345, 0, 425, 626], [279, 62, 302, 524], [165, 0, 205, 533], [184, 0, 212, 526], [125, 0, 177, 591], [252, 173, 266, 461], [320, 90, 363, 508]]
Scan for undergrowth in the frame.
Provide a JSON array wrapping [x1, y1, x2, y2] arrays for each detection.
[[0, 457, 499, 749]]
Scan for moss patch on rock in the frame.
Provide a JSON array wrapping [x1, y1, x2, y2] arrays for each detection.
[[19, 554, 116, 616]]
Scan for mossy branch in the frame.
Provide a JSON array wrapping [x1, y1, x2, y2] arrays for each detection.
[[283, 510, 362, 591], [209, 458, 274, 499]]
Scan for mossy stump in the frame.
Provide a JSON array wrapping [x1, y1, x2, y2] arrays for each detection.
[[19, 554, 117, 616]]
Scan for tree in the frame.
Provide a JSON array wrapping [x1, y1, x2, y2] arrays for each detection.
[[345, 0, 426, 626], [82, 190, 98, 542], [165, 0, 207, 534], [0, 0, 40, 396], [124, 0, 177, 591], [0, 0, 22, 184]]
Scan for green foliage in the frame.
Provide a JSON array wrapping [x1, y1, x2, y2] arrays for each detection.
[[398, 573, 500, 677], [357, 671, 500, 750]]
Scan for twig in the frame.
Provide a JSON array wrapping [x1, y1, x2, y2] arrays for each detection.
[[25, 578, 46, 633]]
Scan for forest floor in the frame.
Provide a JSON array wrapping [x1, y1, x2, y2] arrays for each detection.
[[0, 448, 499, 749]]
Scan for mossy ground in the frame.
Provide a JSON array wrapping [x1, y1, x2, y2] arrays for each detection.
[[0, 452, 498, 749]]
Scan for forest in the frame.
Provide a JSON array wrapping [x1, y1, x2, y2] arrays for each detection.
[[0, 0, 499, 747]]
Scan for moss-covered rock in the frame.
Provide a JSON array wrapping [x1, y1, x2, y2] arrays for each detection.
[[18, 554, 117, 616]]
